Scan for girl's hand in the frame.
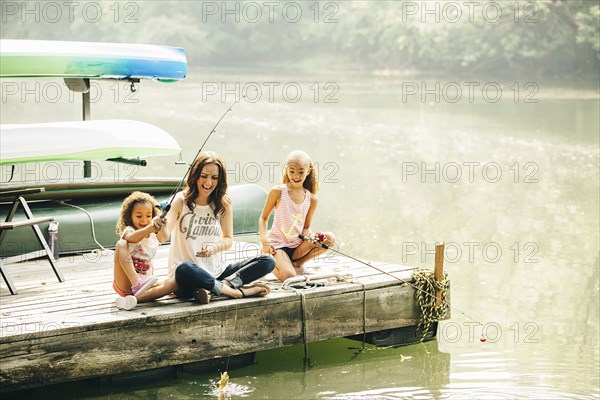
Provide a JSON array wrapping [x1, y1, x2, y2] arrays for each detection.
[[261, 242, 275, 255], [152, 216, 164, 232], [314, 232, 326, 243]]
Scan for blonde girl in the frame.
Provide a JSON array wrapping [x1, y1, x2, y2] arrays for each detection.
[[259, 150, 335, 281]]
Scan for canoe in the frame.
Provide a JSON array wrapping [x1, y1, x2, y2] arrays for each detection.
[[0, 120, 181, 165], [0, 179, 268, 258], [0, 39, 187, 81]]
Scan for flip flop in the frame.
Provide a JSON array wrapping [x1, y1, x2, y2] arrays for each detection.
[[238, 282, 271, 298], [192, 289, 211, 304]]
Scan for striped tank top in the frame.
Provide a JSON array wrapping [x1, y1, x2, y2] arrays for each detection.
[[267, 185, 311, 249]]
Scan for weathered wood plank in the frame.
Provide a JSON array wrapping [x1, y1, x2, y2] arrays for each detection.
[[0, 283, 420, 391], [0, 241, 449, 393]]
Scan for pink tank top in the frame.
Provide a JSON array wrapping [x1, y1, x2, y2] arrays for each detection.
[[267, 185, 311, 249]]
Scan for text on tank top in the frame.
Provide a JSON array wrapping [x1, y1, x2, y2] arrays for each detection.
[[168, 200, 225, 278]]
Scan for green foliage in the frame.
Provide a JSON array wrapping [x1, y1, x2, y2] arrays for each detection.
[[575, 4, 600, 54], [1, 0, 598, 75]]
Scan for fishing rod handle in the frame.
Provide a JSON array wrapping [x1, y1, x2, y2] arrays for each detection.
[[298, 234, 329, 249]]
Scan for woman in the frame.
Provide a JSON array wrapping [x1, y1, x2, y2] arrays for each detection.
[[165, 151, 275, 303]]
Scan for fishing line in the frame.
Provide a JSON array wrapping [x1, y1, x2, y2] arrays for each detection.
[[298, 234, 486, 331], [160, 89, 257, 219], [219, 302, 237, 389]]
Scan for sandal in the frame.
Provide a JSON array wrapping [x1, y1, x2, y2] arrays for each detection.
[[238, 282, 271, 298], [192, 289, 211, 304]]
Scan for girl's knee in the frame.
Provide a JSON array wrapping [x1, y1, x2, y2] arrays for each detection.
[[274, 263, 296, 281], [161, 277, 176, 288], [324, 232, 336, 245], [164, 278, 178, 292], [278, 270, 296, 281], [114, 239, 130, 263], [115, 239, 128, 252]]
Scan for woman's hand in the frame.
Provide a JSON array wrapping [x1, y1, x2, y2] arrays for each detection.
[[197, 244, 217, 258]]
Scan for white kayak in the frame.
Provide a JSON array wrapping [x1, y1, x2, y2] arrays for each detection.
[[0, 119, 181, 165]]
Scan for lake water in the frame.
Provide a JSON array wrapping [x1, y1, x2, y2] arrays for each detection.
[[2, 71, 599, 399]]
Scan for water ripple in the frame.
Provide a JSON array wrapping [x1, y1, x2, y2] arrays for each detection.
[[322, 385, 597, 400]]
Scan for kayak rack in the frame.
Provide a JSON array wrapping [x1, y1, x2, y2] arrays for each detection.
[[0, 188, 65, 294]]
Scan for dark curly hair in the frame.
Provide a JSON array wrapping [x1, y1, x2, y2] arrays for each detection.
[[184, 151, 230, 216], [116, 191, 159, 235]]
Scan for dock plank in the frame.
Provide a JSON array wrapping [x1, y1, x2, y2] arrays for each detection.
[[0, 242, 448, 392]]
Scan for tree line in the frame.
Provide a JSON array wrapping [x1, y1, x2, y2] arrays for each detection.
[[1, 0, 598, 76]]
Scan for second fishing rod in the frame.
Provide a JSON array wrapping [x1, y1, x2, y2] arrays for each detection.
[[159, 91, 255, 219], [297, 233, 483, 328], [298, 234, 442, 284]]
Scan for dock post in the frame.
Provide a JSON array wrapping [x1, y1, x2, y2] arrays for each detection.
[[434, 242, 445, 307]]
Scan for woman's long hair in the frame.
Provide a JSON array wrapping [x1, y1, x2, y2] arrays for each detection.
[[184, 151, 229, 216]]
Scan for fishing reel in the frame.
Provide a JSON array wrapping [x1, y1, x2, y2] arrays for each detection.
[[315, 232, 326, 243], [158, 200, 171, 223]]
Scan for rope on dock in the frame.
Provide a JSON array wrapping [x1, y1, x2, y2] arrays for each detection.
[[283, 274, 356, 368], [412, 269, 449, 341], [280, 274, 358, 367]]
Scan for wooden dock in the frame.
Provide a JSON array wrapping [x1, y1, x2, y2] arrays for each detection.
[[0, 240, 449, 393]]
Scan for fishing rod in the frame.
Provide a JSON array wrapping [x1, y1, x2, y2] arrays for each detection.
[[298, 233, 423, 286], [297, 234, 484, 330], [160, 91, 255, 219]]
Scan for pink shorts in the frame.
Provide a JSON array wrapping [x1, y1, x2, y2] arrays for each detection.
[[113, 281, 133, 297]]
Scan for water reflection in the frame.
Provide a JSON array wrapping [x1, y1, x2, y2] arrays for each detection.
[[1, 72, 598, 398], [236, 339, 450, 399]]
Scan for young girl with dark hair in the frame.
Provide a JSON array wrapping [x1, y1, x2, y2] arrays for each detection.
[[113, 191, 170, 310]]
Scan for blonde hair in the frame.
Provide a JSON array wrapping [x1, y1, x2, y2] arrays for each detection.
[[116, 191, 159, 235], [282, 151, 319, 194]]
